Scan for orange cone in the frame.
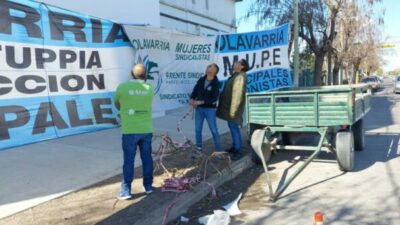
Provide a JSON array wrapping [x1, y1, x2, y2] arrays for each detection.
[[314, 211, 324, 225]]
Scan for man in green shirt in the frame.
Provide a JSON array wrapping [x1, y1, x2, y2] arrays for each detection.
[[114, 64, 154, 200]]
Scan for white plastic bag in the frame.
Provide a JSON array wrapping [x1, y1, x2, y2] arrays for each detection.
[[198, 210, 231, 225], [223, 193, 243, 216]]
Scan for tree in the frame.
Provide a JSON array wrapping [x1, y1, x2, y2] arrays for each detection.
[[332, 0, 384, 83], [376, 68, 384, 76], [300, 46, 315, 71], [331, 1, 358, 84], [245, 0, 382, 85], [246, 0, 344, 85]]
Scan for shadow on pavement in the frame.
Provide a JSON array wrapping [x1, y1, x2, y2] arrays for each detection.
[[355, 93, 400, 171], [364, 95, 395, 130], [353, 133, 400, 172], [182, 166, 266, 225], [239, 90, 400, 225]]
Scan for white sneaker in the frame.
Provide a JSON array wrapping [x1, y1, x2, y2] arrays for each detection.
[[117, 192, 132, 200]]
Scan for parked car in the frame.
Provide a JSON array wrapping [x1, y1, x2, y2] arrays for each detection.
[[394, 76, 400, 94], [361, 76, 381, 92], [370, 75, 383, 83]]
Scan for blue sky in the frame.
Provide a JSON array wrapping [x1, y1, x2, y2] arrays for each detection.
[[381, 0, 400, 39], [236, 0, 398, 37], [235, 0, 258, 33], [235, 0, 400, 71], [380, 0, 400, 71]]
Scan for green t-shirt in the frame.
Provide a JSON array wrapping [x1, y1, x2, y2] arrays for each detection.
[[114, 80, 154, 134]]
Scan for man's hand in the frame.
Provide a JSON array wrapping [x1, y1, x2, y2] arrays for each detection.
[[115, 100, 120, 110], [189, 99, 204, 106], [195, 100, 204, 106]]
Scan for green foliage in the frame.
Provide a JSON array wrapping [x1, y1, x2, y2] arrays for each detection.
[[375, 68, 383, 76], [300, 48, 315, 71]]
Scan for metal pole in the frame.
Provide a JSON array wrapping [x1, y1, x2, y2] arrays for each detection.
[[293, 0, 300, 87], [271, 128, 327, 201]]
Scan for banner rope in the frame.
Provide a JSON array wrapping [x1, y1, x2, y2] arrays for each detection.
[[153, 106, 230, 225]]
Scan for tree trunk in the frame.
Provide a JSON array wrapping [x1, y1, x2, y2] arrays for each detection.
[[352, 59, 362, 84], [328, 51, 332, 85], [314, 53, 325, 86], [333, 62, 340, 85], [344, 66, 349, 83], [352, 67, 358, 84]]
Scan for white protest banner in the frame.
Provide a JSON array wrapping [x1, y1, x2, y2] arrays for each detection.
[[214, 23, 292, 92], [123, 26, 215, 112]]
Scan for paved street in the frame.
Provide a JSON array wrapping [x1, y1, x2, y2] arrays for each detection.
[[0, 1, 397, 224], [1, 78, 399, 225], [226, 78, 400, 224], [181, 78, 400, 225]]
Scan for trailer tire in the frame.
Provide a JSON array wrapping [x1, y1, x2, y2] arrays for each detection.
[[352, 119, 364, 151], [335, 131, 354, 172], [251, 144, 272, 165], [250, 129, 272, 165], [251, 151, 262, 165]]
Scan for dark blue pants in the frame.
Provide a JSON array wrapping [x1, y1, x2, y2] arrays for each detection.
[[121, 133, 153, 194], [195, 107, 221, 151], [228, 121, 242, 152]]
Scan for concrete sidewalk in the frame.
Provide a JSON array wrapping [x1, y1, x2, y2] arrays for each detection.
[[0, 106, 230, 219]]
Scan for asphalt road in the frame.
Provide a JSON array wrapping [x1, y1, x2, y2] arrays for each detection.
[[184, 77, 400, 225]]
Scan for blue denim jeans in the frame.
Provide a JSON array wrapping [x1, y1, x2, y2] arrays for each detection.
[[228, 121, 242, 153], [195, 107, 221, 151], [121, 133, 153, 194]]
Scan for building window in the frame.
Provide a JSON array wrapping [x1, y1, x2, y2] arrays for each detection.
[[192, 0, 196, 4], [206, 0, 209, 10]]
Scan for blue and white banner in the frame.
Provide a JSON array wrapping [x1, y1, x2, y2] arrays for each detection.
[[0, 0, 134, 150], [1, 0, 292, 150], [215, 23, 292, 92]]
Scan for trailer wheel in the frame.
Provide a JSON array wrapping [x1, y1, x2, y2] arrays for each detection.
[[251, 129, 272, 165], [352, 119, 364, 151], [335, 131, 354, 172]]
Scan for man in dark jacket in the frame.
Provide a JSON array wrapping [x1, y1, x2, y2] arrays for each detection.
[[190, 63, 221, 152], [217, 59, 249, 160]]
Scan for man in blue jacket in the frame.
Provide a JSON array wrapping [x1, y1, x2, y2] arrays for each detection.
[[190, 63, 221, 152]]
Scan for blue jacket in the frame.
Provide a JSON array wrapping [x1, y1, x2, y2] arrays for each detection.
[[190, 76, 220, 108]]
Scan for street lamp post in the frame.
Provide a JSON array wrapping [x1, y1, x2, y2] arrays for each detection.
[[293, 0, 300, 87]]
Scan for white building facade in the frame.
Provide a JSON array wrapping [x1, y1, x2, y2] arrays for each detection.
[[39, 0, 240, 35], [159, 0, 238, 34]]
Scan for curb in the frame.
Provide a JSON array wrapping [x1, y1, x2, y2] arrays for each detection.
[[135, 154, 254, 225]]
